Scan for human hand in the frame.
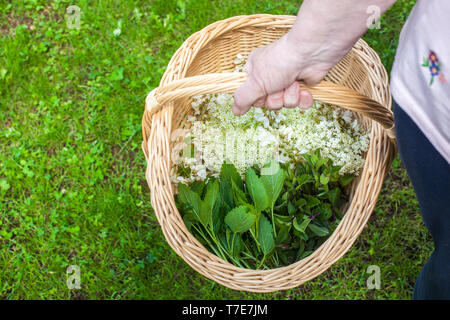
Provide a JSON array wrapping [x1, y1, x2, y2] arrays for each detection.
[[232, 34, 332, 116], [231, 0, 398, 116]]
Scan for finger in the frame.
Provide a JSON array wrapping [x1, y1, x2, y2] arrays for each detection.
[[265, 90, 284, 110], [253, 96, 266, 107], [232, 78, 265, 116], [298, 89, 314, 109], [302, 72, 326, 86], [283, 82, 302, 108], [242, 63, 250, 73]]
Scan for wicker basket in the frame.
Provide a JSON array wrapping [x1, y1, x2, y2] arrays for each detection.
[[142, 14, 396, 293]]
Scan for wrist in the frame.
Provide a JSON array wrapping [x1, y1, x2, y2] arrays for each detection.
[[284, 22, 357, 72]]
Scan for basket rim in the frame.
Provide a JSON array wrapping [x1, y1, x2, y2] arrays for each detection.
[[142, 14, 396, 293]]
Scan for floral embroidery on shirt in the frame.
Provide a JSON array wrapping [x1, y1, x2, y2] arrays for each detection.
[[422, 51, 446, 85]]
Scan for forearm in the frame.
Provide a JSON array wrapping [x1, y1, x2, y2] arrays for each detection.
[[232, 0, 399, 114], [287, 0, 398, 66]]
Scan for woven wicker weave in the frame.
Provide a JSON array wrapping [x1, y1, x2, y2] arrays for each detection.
[[142, 14, 396, 292]]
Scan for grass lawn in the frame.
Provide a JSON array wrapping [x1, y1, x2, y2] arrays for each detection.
[[0, 0, 430, 299]]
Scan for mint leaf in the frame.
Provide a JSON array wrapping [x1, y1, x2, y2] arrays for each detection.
[[274, 214, 293, 225], [293, 216, 310, 233], [318, 203, 333, 220], [275, 224, 291, 245], [225, 206, 256, 233], [305, 194, 320, 209], [308, 223, 329, 237], [328, 187, 341, 208], [245, 167, 269, 212]]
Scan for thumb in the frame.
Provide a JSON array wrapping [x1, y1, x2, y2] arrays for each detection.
[[232, 77, 265, 116]]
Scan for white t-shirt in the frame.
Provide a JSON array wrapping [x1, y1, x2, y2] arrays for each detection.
[[390, 0, 450, 164]]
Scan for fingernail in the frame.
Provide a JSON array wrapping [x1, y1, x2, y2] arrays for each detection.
[[272, 91, 283, 99], [299, 90, 312, 109]]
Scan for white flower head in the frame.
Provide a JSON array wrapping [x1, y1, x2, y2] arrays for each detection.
[[174, 54, 370, 183]]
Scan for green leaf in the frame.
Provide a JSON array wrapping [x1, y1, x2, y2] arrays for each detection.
[[287, 201, 296, 215], [231, 234, 242, 256], [316, 157, 329, 170], [318, 203, 333, 221], [294, 228, 309, 241], [260, 162, 285, 209], [295, 198, 307, 208], [204, 180, 219, 212], [258, 215, 275, 255], [224, 206, 256, 233], [177, 183, 200, 209], [308, 223, 329, 237], [295, 240, 305, 261], [245, 168, 269, 212], [190, 180, 205, 197], [299, 250, 313, 260], [231, 178, 248, 206], [293, 216, 310, 233], [219, 180, 233, 209], [177, 183, 209, 226], [212, 204, 224, 233], [274, 214, 292, 224], [199, 201, 211, 227], [182, 213, 197, 231], [275, 224, 291, 245], [220, 163, 243, 190], [305, 194, 320, 208], [339, 174, 354, 187], [319, 174, 329, 185], [328, 187, 341, 208]]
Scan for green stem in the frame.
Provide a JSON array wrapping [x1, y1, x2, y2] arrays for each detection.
[[204, 227, 246, 268], [231, 233, 236, 256], [249, 229, 262, 254], [205, 227, 230, 261], [242, 251, 257, 261], [257, 254, 267, 269], [271, 207, 277, 237], [241, 260, 252, 269], [272, 250, 279, 267], [192, 225, 224, 260]]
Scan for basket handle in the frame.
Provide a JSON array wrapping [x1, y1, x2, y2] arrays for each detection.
[[146, 72, 395, 138]]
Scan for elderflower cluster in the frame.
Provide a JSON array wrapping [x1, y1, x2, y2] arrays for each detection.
[[171, 55, 371, 184]]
